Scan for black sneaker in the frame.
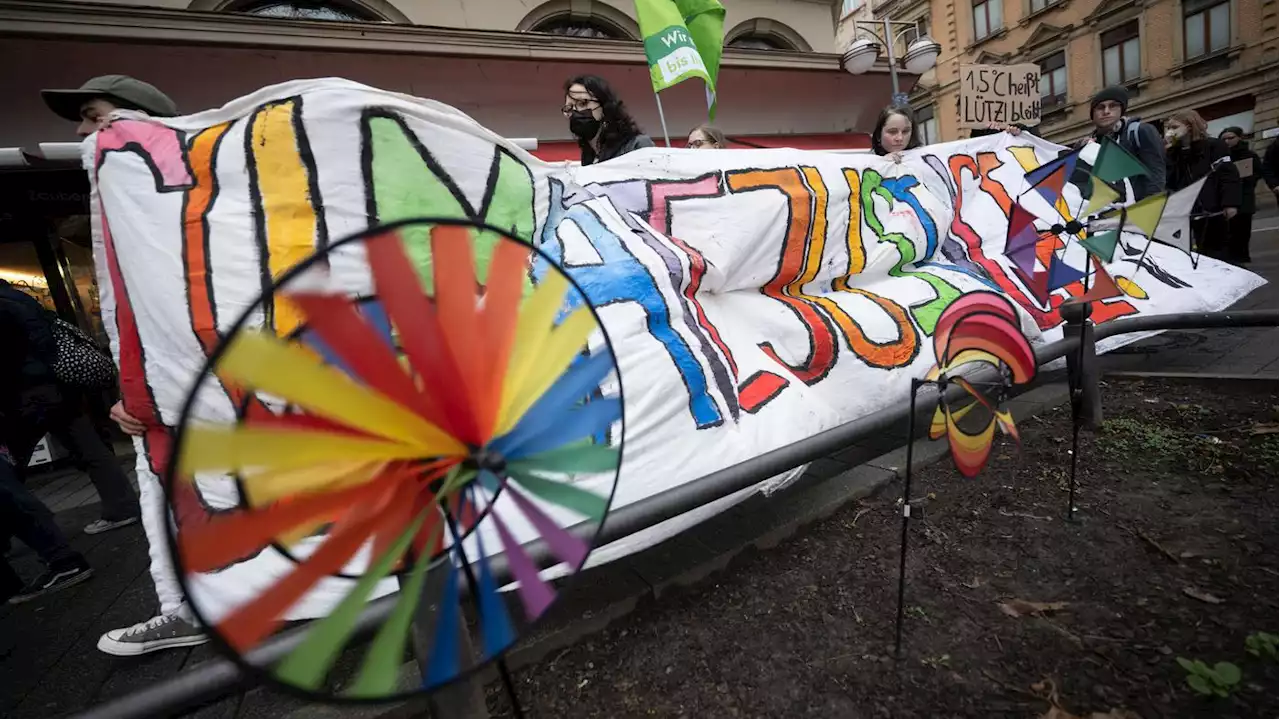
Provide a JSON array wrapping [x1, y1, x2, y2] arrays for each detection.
[[7, 561, 94, 604]]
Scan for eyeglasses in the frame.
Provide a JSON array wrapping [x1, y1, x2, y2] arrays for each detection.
[[687, 139, 706, 149], [561, 98, 599, 116]]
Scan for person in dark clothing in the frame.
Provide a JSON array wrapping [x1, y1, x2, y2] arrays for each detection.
[[1264, 139, 1279, 196], [0, 307, 94, 605], [1218, 127, 1263, 263], [1078, 86, 1166, 201], [562, 75, 655, 165], [0, 280, 139, 535], [1163, 110, 1240, 261]]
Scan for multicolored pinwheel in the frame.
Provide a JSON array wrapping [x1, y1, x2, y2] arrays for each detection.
[[925, 292, 1037, 477], [1003, 137, 1175, 304], [165, 219, 622, 702]]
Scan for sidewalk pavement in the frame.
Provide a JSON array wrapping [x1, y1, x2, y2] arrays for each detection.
[[3, 222, 1274, 718]]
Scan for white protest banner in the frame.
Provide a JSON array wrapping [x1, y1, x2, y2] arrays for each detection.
[[959, 63, 1042, 128], [86, 79, 1263, 619]]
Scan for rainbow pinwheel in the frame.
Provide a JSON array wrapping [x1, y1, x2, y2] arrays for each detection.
[[165, 220, 622, 701], [1003, 137, 1174, 304], [925, 292, 1037, 478]]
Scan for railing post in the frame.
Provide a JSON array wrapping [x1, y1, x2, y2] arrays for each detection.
[[411, 570, 491, 719], [1061, 301, 1103, 429]]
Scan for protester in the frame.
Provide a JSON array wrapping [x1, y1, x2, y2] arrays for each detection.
[[687, 125, 726, 149], [1164, 110, 1240, 261], [1218, 127, 1263, 263], [1, 304, 95, 605], [1080, 86, 1166, 200], [42, 75, 207, 655], [562, 75, 654, 165], [0, 280, 140, 535], [1264, 139, 1279, 196], [871, 105, 920, 161]]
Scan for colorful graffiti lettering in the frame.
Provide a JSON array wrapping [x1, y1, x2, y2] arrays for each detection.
[[535, 179, 727, 429]]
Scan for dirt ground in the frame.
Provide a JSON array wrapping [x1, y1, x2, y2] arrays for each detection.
[[489, 378, 1279, 718]]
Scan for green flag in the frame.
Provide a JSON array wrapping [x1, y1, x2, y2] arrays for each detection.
[[635, 0, 726, 119], [1092, 136, 1150, 183]]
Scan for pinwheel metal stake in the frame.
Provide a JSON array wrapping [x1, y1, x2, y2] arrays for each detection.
[[1000, 138, 1174, 520], [164, 218, 623, 712], [894, 292, 1036, 659]]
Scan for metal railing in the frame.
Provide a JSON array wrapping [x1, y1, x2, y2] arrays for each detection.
[[69, 308, 1278, 719]]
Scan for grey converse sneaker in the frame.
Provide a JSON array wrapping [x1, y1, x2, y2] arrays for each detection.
[[97, 612, 208, 656], [84, 517, 139, 535]]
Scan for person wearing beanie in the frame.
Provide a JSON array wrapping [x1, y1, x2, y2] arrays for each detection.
[[1081, 85, 1166, 201], [1218, 126, 1263, 263], [41, 75, 209, 658]]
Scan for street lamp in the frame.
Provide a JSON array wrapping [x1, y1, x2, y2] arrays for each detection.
[[842, 19, 942, 105]]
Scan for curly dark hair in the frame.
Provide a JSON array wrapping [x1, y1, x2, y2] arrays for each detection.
[[564, 75, 644, 164], [870, 104, 921, 156]]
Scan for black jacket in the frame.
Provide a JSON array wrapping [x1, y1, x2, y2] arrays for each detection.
[[1264, 139, 1279, 193], [1226, 142, 1263, 215], [1089, 117, 1167, 201], [580, 134, 656, 165], [1166, 137, 1241, 214], [0, 280, 57, 389]]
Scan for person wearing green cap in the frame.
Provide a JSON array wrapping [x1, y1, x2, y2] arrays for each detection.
[[41, 74, 178, 138], [42, 75, 208, 657]]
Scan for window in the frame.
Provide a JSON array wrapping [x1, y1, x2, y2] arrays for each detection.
[[530, 18, 626, 39], [1039, 51, 1067, 107], [915, 106, 939, 145], [1101, 21, 1141, 86], [1183, 0, 1230, 59], [901, 17, 930, 46], [1029, 0, 1054, 12], [237, 1, 373, 21], [841, 0, 864, 17], [727, 35, 788, 50], [972, 0, 1003, 41]]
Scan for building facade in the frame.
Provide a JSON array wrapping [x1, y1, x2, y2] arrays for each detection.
[[849, 0, 1279, 145]]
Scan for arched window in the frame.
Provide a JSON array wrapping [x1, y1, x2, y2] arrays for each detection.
[[517, 1, 641, 40], [529, 17, 627, 39], [727, 35, 788, 51], [724, 18, 811, 52], [225, 1, 379, 21]]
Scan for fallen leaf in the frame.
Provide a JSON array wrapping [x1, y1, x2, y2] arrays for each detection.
[[1182, 586, 1224, 604], [962, 576, 985, 589], [999, 599, 1069, 617], [1250, 423, 1279, 435], [1179, 549, 1208, 559]]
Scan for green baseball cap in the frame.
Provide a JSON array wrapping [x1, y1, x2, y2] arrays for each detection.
[[42, 75, 178, 121]]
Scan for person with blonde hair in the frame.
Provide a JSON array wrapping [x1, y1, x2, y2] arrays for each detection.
[[1164, 109, 1240, 260], [686, 125, 726, 149]]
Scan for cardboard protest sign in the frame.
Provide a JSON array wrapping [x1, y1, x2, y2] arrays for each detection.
[[86, 79, 1263, 619], [959, 63, 1042, 128]]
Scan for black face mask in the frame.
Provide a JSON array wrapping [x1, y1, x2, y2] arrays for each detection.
[[569, 111, 602, 140]]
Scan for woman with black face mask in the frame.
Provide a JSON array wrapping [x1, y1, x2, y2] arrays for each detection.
[[562, 75, 654, 165]]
